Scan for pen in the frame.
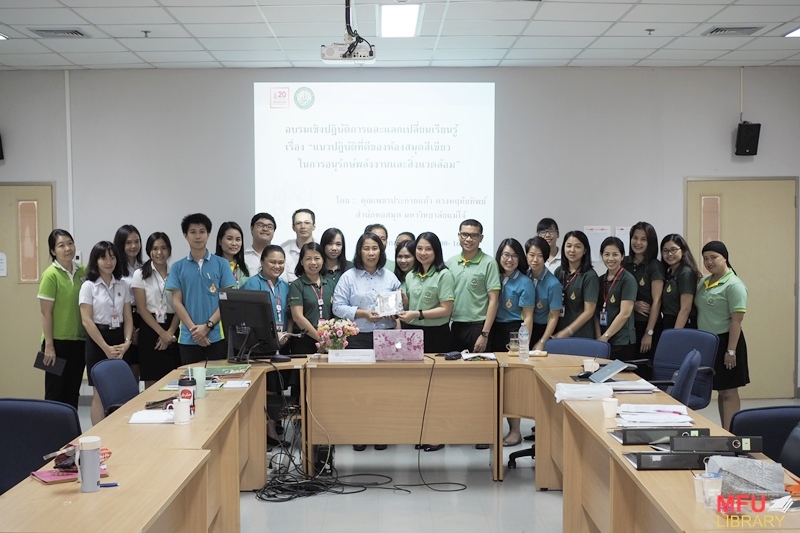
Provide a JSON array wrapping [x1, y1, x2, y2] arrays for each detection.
[[656, 410, 684, 415], [99, 482, 119, 488]]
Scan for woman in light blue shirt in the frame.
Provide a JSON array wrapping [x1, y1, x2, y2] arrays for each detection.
[[333, 232, 401, 350]]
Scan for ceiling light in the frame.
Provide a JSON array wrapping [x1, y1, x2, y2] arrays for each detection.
[[0, 33, 8, 41], [786, 27, 800, 38], [380, 5, 420, 38]]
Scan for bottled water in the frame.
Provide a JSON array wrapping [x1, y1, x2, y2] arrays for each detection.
[[518, 323, 530, 362]]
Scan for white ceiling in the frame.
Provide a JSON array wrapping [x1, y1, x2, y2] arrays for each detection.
[[1, 0, 800, 69]]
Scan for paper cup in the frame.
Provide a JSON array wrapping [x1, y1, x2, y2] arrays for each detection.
[[602, 397, 618, 418], [168, 398, 192, 424]]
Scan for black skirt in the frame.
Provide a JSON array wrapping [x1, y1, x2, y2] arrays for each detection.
[[85, 325, 125, 386], [137, 313, 180, 381], [713, 331, 750, 391]]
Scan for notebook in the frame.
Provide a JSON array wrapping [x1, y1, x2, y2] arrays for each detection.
[[373, 330, 424, 361]]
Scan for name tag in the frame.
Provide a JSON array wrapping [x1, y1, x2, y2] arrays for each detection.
[[599, 309, 608, 327]]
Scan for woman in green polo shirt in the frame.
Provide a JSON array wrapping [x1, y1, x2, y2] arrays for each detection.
[[288, 242, 332, 355], [696, 241, 748, 430], [397, 232, 454, 353], [320, 227, 352, 289], [659, 234, 700, 330], [37, 229, 86, 409], [623, 222, 665, 355], [595, 237, 637, 361], [553, 230, 598, 339]]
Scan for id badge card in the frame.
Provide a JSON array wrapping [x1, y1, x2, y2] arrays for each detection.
[[559, 307, 565, 318], [599, 309, 608, 327], [276, 323, 284, 333], [317, 298, 324, 307], [155, 308, 166, 324], [111, 314, 121, 329]]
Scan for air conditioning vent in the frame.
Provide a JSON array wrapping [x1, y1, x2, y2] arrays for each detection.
[[702, 27, 762, 37], [29, 28, 90, 38]]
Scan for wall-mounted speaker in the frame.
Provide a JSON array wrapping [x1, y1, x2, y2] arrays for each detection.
[[735, 122, 760, 156], [0, 133, 4, 160]]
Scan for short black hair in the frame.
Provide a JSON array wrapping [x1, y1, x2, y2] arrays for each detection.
[[459, 219, 483, 234], [396, 231, 415, 243], [537, 218, 559, 233], [495, 238, 526, 275], [260, 244, 285, 262], [113, 224, 143, 266], [250, 212, 276, 231], [292, 208, 316, 225], [364, 223, 388, 236], [601, 236, 625, 256], [85, 241, 124, 282], [48, 229, 74, 261], [353, 232, 387, 271], [181, 213, 212, 234], [525, 236, 551, 261], [294, 242, 325, 278]]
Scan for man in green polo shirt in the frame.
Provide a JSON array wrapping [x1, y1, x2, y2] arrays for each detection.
[[446, 219, 501, 353]]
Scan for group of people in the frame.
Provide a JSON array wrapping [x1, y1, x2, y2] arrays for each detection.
[[37, 210, 748, 437]]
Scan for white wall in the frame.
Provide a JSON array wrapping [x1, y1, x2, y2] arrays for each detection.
[[4, 66, 798, 252]]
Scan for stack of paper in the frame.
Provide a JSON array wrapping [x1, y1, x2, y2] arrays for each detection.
[[128, 410, 175, 424], [607, 379, 659, 393], [616, 404, 693, 427], [554, 383, 614, 403]]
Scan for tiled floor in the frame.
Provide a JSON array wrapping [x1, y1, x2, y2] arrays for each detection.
[[77, 397, 800, 533]]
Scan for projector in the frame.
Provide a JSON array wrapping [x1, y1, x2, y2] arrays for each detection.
[[321, 42, 376, 64]]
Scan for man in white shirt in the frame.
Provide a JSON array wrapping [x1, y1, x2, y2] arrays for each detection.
[[537, 217, 561, 274], [244, 212, 276, 275], [281, 208, 316, 282]]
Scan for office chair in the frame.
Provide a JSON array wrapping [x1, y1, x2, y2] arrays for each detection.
[[0, 398, 82, 495], [90, 359, 140, 416], [779, 423, 800, 478], [508, 338, 611, 469], [630, 329, 718, 410], [666, 350, 700, 406], [729, 406, 800, 462], [543, 338, 612, 360]]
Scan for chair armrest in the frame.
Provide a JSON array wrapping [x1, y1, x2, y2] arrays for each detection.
[[649, 379, 675, 388], [697, 366, 716, 376], [626, 358, 649, 367]]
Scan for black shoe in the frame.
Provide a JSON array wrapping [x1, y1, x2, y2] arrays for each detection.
[[523, 433, 535, 442], [475, 443, 490, 450], [415, 444, 424, 450], [353, 444, 367, 452], [423, 444, 444, 452], [374, 444, 388, 450]]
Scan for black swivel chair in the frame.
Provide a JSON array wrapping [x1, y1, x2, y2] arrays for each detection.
[[666, 350, 701, 406], [0, 398, 82, 495], [779, 422, 800, 478], [508, 338, 611, 469], [729, 406, 800, 462]]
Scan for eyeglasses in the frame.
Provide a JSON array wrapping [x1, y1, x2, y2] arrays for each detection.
[[254, 222, 274, 230], [661, 248, 681, 256], [501, 252, 518, 260], [538, 229, 557, 237], [459, 232, 482, 240]]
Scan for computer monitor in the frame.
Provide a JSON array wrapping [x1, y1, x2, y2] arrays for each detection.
[[218, 288, 281, 362]]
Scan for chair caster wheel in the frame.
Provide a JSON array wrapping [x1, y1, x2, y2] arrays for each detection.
[[508, 459, 516, 468]]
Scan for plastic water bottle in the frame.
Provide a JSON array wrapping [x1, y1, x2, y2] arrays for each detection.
[[518, 323, 530, 362]]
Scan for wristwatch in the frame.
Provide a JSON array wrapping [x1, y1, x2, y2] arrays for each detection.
[[206, 320, 215, 330], [646, 329, 654, 336], [480, 331, 489, 338], [602, 332, 610, 339], [418, 310, 425, 320], [726, 349, 736, 356]]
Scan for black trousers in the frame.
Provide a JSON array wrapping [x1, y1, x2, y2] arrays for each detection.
[[450, 321, 485, 352], [178, 339, 227, 366], [43, 339, 85, 409]]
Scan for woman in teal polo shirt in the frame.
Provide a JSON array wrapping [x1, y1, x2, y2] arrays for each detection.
[[525, 236, 563, 351], [37, 229, 86, 409], [553, 231, 599, 339], [659, 234, 700, 330], [696, 241, 748, 430], [595, 237, 637, 360]]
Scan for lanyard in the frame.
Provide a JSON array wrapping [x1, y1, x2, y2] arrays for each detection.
[[562, 270, 579, 295], [602, 268, 624, 309], [310, 282, 324, 318], [154, 269, 168, 307], [265, 277, 283, 328], [103, 281, 118, 316]]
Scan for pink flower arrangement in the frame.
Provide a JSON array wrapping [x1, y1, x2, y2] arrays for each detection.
[[315, 318, 360, 353]]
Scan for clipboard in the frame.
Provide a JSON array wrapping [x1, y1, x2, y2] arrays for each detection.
[[34, 351, 66, 376]]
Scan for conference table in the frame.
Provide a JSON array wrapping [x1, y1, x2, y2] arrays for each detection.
[[0, 447, 210, 533], [303, 355, 501, 479]]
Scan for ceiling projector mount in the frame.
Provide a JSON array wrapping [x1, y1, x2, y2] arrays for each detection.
[[321, 0, 375, 64]]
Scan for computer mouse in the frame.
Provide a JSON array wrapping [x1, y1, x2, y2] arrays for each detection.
[[444, 352, 462, 361], [577, 370, 594, 379]]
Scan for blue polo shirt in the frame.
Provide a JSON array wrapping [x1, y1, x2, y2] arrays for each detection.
[[496, 270, 535, 323], [166, 250, 236, 345], [528, 268, 563, 325], [242, 273, 290, 331]]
